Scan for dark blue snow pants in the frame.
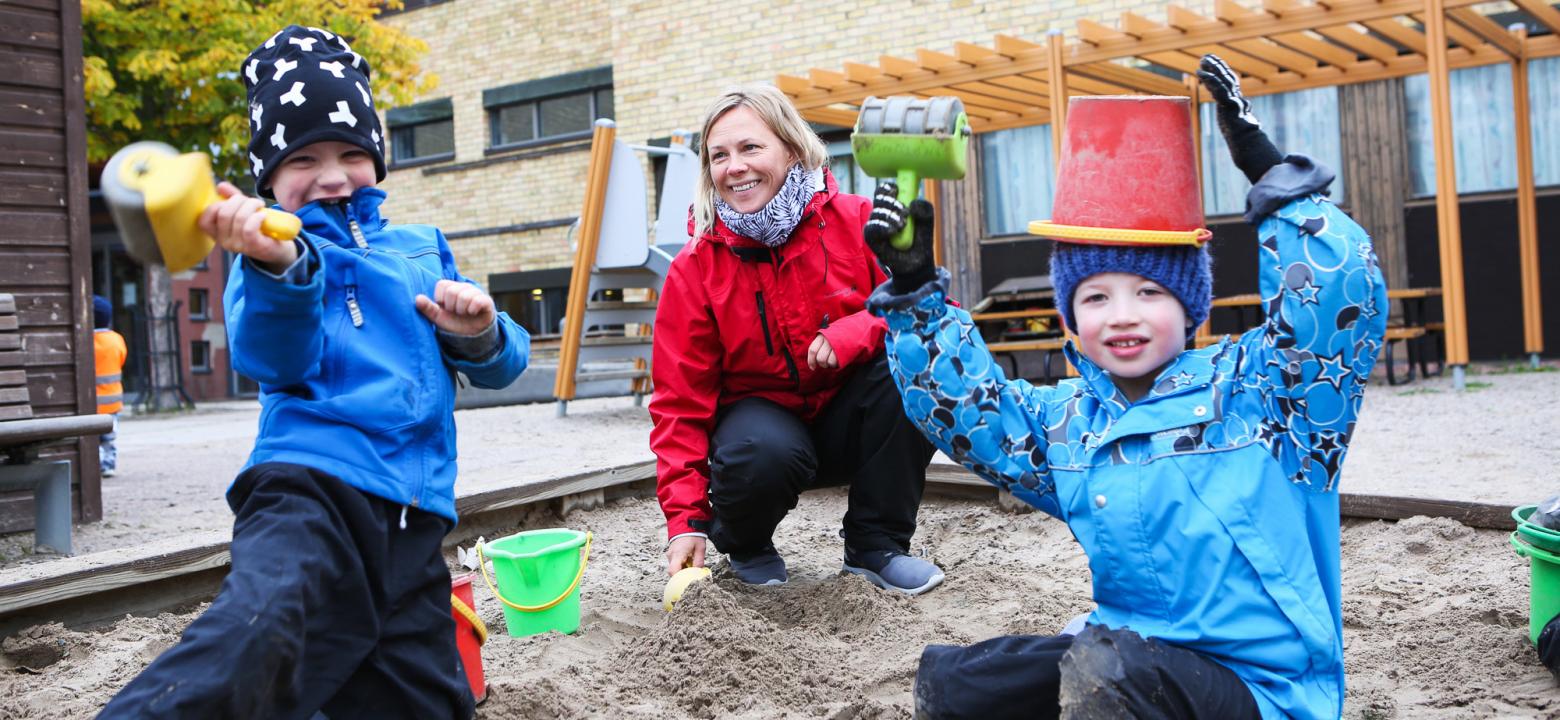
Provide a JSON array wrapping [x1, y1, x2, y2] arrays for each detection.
[[98, 462, 475, 720], [915, 625, 1261, 720]]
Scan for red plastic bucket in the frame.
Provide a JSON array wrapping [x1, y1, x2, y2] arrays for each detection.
[[450, 574, 488, 704]]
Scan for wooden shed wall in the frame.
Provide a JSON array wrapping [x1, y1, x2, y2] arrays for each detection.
[[0, 0, 99, 531]]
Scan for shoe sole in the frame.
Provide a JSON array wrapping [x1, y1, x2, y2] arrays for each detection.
[[841, 562, 945, 596]]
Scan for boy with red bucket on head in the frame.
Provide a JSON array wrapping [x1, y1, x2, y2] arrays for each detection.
[[98, 26, 528, 720], [862, 55, 1387, 719]]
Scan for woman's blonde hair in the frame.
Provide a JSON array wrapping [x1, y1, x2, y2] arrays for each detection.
[[692, 83, 829, 240]]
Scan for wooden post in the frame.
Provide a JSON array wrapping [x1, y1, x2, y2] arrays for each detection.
[[1509, 27, 1543, 357], [925, 180, 944, 268], [553, 120, 617, 403], [1047, 30, 1068, 173], [1185, 76, 1213, 344], [1422, 0, 1470, 372]]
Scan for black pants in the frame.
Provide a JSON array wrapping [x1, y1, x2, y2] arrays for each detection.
[[99, 463, 475, 720], [705, 354, 935, 555], [1541, 613, 1560, 681], [916, 625, 1261, 720]]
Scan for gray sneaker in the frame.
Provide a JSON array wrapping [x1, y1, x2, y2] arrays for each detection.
[[843, 547, 944, 596], [727, 544, 787, 586]]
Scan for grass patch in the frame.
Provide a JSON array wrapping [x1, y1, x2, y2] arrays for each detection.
[[1464, 381, 1493, 391], [1396, 387, 1442, 396], [1482, 363, 1557, 375]]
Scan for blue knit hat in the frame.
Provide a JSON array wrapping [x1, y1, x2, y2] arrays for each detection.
[[1049, 242, 1212, 333], [92, 294, 112, 330]]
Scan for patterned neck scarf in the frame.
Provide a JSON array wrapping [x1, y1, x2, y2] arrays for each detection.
[[714, 164, 823, 247]]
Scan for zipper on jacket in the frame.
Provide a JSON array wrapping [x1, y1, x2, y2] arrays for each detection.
[[755, 291, 775, 356], [348, 217, 370, 249], [345, 286, 364, 328]]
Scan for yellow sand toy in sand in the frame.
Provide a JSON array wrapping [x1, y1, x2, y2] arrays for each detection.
[[663, 566, 711, 611], [101, 141, 301, 274]]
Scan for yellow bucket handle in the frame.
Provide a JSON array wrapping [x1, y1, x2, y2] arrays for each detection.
[[476, 532, 593, 613], [449, 592, 488, 646]]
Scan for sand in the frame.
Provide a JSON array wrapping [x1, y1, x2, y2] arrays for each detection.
[[2, 490, 1553, 719]]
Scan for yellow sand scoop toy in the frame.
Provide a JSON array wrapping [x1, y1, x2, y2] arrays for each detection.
[[101, 141, 301, 274], [663, 565, 711, 611]]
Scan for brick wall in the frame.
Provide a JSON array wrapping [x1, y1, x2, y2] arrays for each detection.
[[379, 0, 1219, 286]]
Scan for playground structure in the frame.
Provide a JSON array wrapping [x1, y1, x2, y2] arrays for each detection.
[[552, 120, 699, 416], [778, 0, 1557, 388]]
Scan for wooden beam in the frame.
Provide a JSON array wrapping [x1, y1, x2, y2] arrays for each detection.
[[800, 106, 862, 129], [808, 67, 858, 91], [1512, 0, 1560, 34], [1134, 9, 1287, 79], [917, 48, 971, 72], [1423, 0, 1471, 367], [948, 80, 1050, 109], [1048, 31, 1068, 170], [1510, 28, 1543, 354], [1171, 4, 1322, 75], [954, 41, 1004, 64], [1065, 74, 1138, 96], [1069, 61, 1188, 95], [1185, 74, 1205, 216], [1415, 11, 1486, 52], [1313, 22, 1405, 63], [1362, 18, 1428, 55], [1081, 17, 1208, 76], [842, 62, 885, 84], [776, 74, 815, 96], [993, 34, 1045, 57], [1447, 7, 1521, 58]]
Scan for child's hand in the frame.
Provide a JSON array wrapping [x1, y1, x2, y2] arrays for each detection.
[[198, 182, 299, 274], [864, 182, 937, 294], [665, 535, 706, 576], [1197, 54, 1282, 184], [416, 279, 496, 336]]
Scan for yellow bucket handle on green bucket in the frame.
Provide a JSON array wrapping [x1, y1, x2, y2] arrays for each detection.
[[476, 532, 593, 613], [449, 592, 489, 646]]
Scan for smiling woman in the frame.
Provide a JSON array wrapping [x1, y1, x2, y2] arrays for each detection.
[[650, 84, 945, 598]]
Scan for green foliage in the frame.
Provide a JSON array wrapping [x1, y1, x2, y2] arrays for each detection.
[[1481, 362, 1557, 375], [83, 0, 438, 185]]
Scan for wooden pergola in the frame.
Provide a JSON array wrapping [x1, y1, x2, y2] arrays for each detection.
[[779, 0, 1559, 378]]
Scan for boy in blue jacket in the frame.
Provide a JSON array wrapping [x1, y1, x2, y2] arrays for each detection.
[[863, 56, 1386, 719], [100, 26, 528, 720]]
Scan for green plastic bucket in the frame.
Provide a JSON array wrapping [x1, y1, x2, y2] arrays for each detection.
[[477, 529, 591, 637], [1513, 505, 1560, 554], [1510, 531, 1560, 646]]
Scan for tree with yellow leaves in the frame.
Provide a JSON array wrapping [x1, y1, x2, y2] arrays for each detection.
[[83, 0, 438, 185]]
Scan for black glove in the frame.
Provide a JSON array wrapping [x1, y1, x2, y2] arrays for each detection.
[[864, 181, 937, 294], [1197, 54, 1283, 185]]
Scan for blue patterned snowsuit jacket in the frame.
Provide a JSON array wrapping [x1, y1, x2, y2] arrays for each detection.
[[871, 187, 1387, 719]]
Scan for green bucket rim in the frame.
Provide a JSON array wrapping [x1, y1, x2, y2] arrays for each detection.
[[1511, 530, 1560, 565], [482, 528, 587, 562], [1513, 505, 1560, 550]]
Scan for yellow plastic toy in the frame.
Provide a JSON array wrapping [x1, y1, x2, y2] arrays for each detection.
[[663, 566, 712, 611]]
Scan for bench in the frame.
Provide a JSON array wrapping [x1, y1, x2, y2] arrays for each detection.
[[0, 293, 113, 555]]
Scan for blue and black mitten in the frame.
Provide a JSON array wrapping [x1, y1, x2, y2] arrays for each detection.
[[864, 181, 938, 294], [1197, 54, 1283, 184]]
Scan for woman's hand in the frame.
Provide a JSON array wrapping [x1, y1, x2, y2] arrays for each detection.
[[665, 535, 707, 576], [198, 182, 299, 274], [807, 333, 838, 370], [416, 279, 497, 336]]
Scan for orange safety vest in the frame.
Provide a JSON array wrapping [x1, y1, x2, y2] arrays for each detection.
[[94, 329, 127, 414]]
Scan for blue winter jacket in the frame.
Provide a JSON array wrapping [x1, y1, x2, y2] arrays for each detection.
[[870, 168, 1386, 719], [224, 187, 529, 522]]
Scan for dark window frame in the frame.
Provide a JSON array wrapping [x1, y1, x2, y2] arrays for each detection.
[[484, 67, 613, 154], [189, 339, 212, 374], [187, 287, 210, 321], [387, 97, 456, 169]]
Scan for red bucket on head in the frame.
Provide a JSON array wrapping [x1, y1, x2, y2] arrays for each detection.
[[450, 574, 487, 704], [1031, 96, 1209, 247]]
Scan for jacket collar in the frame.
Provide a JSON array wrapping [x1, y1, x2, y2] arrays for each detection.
[[689, 166, 839, 247], [289, 187, 389, 248], [1063, 340, 1225, 418]]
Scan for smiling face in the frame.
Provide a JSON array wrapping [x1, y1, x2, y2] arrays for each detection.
[[267, 140, 379, 212], [705, 105, 797, 213], [1071, 272, 1190, 402]]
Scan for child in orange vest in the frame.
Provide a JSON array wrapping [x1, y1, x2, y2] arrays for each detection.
[[93, 294, 127, 477]]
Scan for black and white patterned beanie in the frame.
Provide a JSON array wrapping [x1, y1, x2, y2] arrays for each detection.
[[243, 25, 385, 197]]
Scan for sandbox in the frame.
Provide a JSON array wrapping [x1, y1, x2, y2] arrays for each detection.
[[1, 490, 1554, 719]]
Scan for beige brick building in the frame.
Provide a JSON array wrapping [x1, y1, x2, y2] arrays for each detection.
[[377, 0, 1229, 335]]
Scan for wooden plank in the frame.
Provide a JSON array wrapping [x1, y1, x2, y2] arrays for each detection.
[[17, 329, 73, 366], [0, 251, 69, 286], [1068, 61, 1187, 95], [0, 6, 63, 50], [0, 387, 29, 404], [0, 334, 19, 350], [0, 295, 13, 313], [0, 48, 61, 89], [0, 405, 33, 421], [0, 534, 233, 616], [8, 291, 70, 326], [1512, 0, 1560, 34], [0, 351, 20, 368], [1362, 18, 1428, 55], [0, 127, 65, 168], [0, 316, 15, 331], [1424, 0, 1470, 367], [0, 370, 26, 386], [0, 209, 67, 243], [1446, 7, 1520, 57], [25, 367, 75, 407], [0, 167, 65, 207], [1510, 30, 1543, 354], [62, 0, 100, 523]]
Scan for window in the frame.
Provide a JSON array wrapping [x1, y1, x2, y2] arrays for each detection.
[[1405, 58, 1560, 197], [980, 123, 1055, 236], [190, 340, 211, 373], [485, 67, 613, 150], [825, 139, 880, 196], [188, 288, 209, 321], [387, 98, 454, 166], [1200, 86, 1345, 215]]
